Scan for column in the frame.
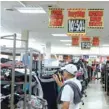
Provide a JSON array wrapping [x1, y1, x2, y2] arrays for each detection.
[[45, 42, 51, 59], [20, 30, 29, 60], [21, 30, 29, 48], [21, 30, 29, 109]]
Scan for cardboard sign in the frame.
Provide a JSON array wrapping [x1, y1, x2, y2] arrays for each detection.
[[88, 9, 104, 29], [81, 42, 91, 49], [49, 8, 64, 28], [67, 8, 86, 36], [72, 37, 79, 46], [92, 37, 100, 46]]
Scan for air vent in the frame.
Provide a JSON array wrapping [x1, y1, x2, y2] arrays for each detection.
[[48, 5, 53, 8], [5, 8, 15, 11]]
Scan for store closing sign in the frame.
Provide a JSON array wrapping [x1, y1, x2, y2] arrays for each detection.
[[92, 37, 100, 46], [48, 8, 64, 28], [67, 9, 86, 36], [88, 9, 104, 29]]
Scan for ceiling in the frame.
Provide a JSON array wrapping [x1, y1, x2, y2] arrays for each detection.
[[1, 1, 109, 48]]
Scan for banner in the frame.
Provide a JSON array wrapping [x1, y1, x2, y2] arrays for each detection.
[[49, 8, 64, 28], [88, 9, 104, 29], [72, 37, 79, 46], [81, 37, 91, 49], [67, 8, 86, 36], [92, 37, 100, 46]]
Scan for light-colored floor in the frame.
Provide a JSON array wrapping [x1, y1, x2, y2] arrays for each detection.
[[80, 80, 109, 109]]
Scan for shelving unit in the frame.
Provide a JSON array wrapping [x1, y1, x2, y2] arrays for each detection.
[[1, 46, 42, 109]]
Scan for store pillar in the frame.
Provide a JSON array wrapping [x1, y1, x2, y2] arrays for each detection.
[[20, 30, 29, 59], [45, 42, 51, 59], [21, 30, 29, 48]]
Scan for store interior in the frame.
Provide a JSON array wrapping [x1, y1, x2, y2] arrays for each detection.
[[0, 1, 109, 109]]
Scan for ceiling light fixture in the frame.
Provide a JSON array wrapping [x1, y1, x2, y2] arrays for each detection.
[[65, 44, 71, 46], [60, 40, 71, 42], [52, 34, 67, 37], [16, 7, 46, 14]]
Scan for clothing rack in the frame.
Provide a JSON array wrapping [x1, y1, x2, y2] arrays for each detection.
[[1, 36, 41, 109], [39, 66, 60, 109]]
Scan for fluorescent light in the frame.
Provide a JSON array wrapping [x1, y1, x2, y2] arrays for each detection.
[[16, 7, 46, 14], [65, 44, 71, 46], [60, 40, 71, 42], [102, 44, 109, 47], [52, 34, 67, 37]]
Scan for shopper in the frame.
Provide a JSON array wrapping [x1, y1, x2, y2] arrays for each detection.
[[53, 64, 82, 109]]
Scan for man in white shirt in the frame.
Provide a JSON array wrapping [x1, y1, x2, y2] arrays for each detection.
[[53, 64, 82, 109]]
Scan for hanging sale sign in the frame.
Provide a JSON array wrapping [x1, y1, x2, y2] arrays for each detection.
[[81, 42, 91, 49], [49, 8, 64, 28], [92, 37, 100, 46], [67, 8, 86, 36], [81, 37, 91, 49], [88, 9, 104, 29], [72, 37, 79, 46], [81, 37, 91, 42]]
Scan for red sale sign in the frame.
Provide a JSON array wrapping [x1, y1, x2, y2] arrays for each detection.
[[49, 8, 64, 28], [72, 37, 79, 46], [88, 9, 104, 29], [92, 37, 100, 46], [81, 37, 91, 42], [67, 8, 86, 36]]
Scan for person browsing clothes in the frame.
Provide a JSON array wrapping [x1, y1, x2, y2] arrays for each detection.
[[53, 64, 82, 109]]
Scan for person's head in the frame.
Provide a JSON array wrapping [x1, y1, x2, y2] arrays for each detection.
[[61, 64, 77, 80]]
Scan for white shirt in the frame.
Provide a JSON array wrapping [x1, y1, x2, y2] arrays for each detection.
[[61, 77, 82, 109]]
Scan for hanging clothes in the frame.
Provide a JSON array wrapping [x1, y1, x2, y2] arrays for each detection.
[[40, 80, 58, 109]]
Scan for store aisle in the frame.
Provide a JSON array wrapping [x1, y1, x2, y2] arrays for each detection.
[[81, 80, 109, 109]]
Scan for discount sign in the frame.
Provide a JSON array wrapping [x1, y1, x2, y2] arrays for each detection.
[[49, 8, 64, 28], [88, 9, 104, 29], [72, 37, 79, 46], [67, 8, 86, 36], [92, 37, 100, 46], [81, 37, 91, 49]]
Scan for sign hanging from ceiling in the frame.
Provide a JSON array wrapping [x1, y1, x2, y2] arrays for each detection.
[[48, 8, 64, 28], [81, 37, 91, 49], [67, 8, 86, 36], [81, 42, 91, 49], [72, 37, 79, 46], [81, 37, 91, 42], [92, 37, 100, 46], [88, 9, 104, 29]]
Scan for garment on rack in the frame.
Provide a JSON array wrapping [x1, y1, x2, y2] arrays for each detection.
[[1, 68, 43, 98], [40, 80, 58, 109], [1, 94, 22, 109]]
